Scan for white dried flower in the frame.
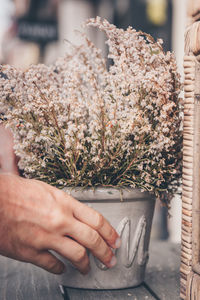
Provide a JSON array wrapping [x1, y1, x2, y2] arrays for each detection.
[[0, 17, 182, 206]]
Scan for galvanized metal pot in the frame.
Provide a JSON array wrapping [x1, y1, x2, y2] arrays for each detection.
[[58, 187, 155, 289]]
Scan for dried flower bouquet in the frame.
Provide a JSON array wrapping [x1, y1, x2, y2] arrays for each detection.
[[0, 17, 182, 206]]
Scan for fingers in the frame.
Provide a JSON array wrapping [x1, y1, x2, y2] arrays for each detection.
[[72, 200, 121, 249], [66, 220, 116, 268], [49, 236, 90, 274], [19, 225, 90, 275], [32, 250, 65, 274]]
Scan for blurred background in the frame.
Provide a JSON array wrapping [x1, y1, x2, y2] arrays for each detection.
[[0, 0, 187, 243]]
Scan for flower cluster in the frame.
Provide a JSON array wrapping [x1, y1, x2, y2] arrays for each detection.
[[0, 17, 182, 205]]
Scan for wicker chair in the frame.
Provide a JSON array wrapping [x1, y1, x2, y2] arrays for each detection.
[[181, 1, 200, 298]]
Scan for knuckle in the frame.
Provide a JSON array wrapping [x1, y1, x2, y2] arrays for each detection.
[[103, 249, 113, 264], [48, 208, 65, 230], [75, 247, 87, 263], [108, 228, 116, 243], [90, 231, 102, 248], [47, 191, 72, 231], [47, 213, 58, 229], [53, 189, 65, 201], [94, 213, 104, 230]]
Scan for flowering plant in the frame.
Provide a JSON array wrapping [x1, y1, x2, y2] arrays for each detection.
[[0, 18, 182, 206]]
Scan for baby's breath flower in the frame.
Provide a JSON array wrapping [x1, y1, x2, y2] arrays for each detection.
[[0, 17, 182, 206]]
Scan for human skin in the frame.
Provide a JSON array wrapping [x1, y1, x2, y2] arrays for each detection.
[[0, 125, 19, 175], [0, 174, 121, 274]]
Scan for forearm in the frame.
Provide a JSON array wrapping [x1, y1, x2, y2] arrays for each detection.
[[0, 125, 18, 174]]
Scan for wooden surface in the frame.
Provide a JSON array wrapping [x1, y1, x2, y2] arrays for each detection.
[[0, 240, 180, 300]]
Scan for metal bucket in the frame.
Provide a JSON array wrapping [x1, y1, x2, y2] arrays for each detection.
[[57, 187, 155, 289]]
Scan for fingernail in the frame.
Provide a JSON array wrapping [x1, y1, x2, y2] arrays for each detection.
[[109, 255, 117, 268], [115, 237, 121, 248]]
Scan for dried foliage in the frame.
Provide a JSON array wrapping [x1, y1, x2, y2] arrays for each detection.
[[0, 17, 182, 205]]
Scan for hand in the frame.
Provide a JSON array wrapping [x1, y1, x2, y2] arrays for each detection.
[[0, 174, 121, 275], [0, 125, 19, 175]]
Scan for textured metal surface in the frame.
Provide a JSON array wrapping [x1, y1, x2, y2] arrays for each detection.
[[58, 188, 155, 289]]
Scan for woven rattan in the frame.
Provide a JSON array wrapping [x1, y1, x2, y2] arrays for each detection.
[[181, 1, 200, 298]]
